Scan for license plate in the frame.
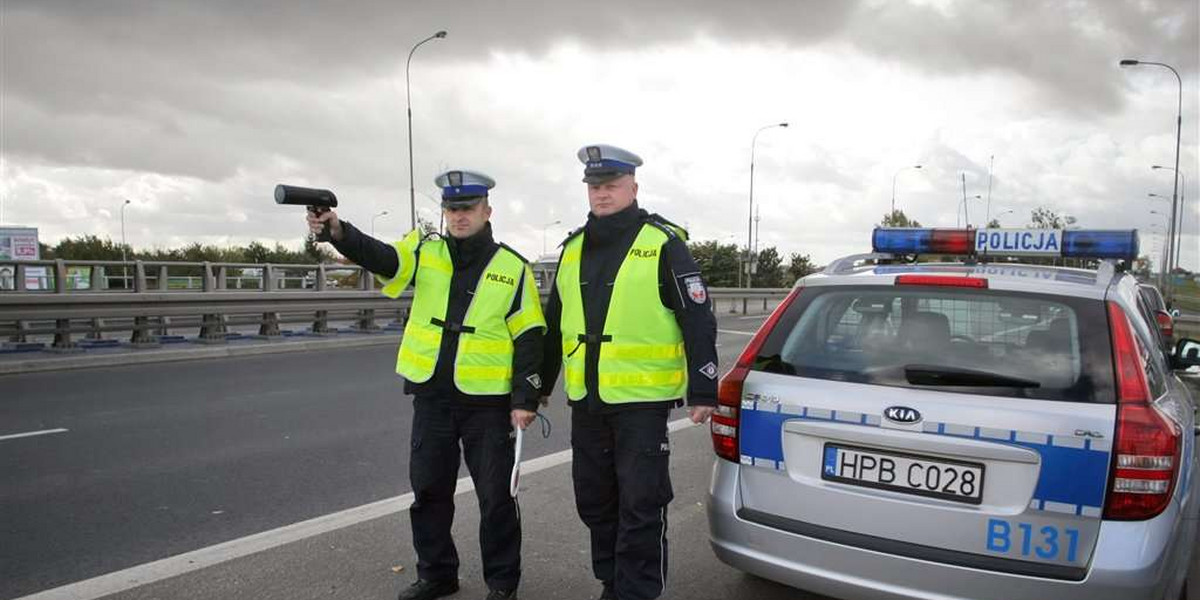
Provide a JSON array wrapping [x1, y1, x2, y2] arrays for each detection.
[[821, 443, 985, 504]]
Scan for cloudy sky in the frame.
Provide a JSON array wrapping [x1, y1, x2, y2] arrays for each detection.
[[2, 0, 1197, 269]]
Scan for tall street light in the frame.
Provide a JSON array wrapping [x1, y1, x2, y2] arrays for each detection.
[[407, 30, 448, 232], [993, 208, 1014, 225], [745, 122, 788, 288], [1152, 165, 1187, 276], [1120, 59, 1182, 297], [120, 199, 131, 289], [891, 164, 922, 216], [371, 210, 389, 238]]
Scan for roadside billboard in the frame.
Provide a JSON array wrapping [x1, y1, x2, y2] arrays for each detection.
[[0, 227, 39, 261], [0, 227, 43, 289]]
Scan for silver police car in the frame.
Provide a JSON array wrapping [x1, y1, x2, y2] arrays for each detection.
[[708, 228, 1200, 600]]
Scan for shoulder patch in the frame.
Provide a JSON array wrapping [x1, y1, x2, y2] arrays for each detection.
[[684, 274, 707, 304], [525, 373, 542, 390]]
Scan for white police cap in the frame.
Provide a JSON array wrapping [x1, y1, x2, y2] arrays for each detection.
[[577, 144, 643, 184], [433, 170, 495, 207]]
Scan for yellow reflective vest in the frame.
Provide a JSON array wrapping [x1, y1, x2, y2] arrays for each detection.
[[556, 222, 687, 403], [378, 229, 545, 395]]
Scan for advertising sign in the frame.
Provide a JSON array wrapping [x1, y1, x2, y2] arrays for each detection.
[[0, 227, 40, 261]]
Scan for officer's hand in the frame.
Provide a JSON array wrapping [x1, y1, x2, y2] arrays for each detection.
[[306, 209, 345, 242], [512, 409, 537, 430], [689, 405, 716, 425]]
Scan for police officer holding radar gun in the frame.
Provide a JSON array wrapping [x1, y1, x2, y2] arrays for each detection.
[[306, 170, 546, 600], [540, 145, 719, 600]]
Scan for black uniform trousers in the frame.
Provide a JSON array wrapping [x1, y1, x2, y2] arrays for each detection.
[[571, 404, 674, 600], [409, 396, 520, 591]]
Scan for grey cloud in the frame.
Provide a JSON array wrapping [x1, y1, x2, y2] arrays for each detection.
[[3, 0, 1194, 181]]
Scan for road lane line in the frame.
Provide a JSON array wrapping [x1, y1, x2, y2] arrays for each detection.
[[15, 418, 702, 600], [717, 329, 754, 336], [0, 428, 68, 442]]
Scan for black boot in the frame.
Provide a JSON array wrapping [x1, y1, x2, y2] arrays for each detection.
[[484, 589, 517, 600], [397, 578, 459, 600]]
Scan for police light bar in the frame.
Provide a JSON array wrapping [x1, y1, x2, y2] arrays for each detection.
[[871, 228, 1138, 260]]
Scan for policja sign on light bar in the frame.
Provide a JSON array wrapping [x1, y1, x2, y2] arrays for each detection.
[[975, 229, 1062, 256]]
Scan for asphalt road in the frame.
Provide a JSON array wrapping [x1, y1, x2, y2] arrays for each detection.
[[0, 312, 769, 599]]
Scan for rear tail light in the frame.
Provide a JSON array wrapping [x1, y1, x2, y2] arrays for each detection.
[[1154, 310, 1174, 340], [712, 287, 803, 462], [894, 275, 989, 289], [1103, 302, 1181, 520]]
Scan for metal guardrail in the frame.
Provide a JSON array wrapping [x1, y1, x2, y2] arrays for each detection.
[[1, 259, 788, 350], [0, 259, 370, 293], [1176, 314, 1200, 339]]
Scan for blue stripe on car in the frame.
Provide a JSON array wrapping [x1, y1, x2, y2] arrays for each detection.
[[739, 402, 1109, 512]]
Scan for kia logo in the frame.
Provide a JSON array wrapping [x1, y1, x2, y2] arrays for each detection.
[[884, 406, 922, 424]]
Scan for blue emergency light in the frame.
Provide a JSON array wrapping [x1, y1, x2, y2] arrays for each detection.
[[871, 228, 1138, 260]]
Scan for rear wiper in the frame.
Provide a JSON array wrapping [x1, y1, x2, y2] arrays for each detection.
[[904, 364, 1041, 388]]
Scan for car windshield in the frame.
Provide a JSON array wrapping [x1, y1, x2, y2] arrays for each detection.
[[753, 285, 1116, 403]]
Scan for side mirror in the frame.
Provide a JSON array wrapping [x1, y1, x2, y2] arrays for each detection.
[[1154, 309, 1175, 342], [1171, 338, 1200, 370]]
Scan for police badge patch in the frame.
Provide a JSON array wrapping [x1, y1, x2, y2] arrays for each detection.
[[699, 362, 718, 380], [684, 275, 707, 304], [526, 374, 542, 390]]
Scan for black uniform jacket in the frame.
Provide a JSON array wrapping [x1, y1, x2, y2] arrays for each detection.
[[332, 221, 544, 411], [539, 202, 719, 414]]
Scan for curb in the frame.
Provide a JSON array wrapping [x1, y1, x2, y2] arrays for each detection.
[[0, 334, 401, 376]]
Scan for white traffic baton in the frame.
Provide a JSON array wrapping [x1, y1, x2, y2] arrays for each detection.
[[509, 425, 524, 498]]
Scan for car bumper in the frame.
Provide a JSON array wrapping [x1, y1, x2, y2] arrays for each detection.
[[707, 459, 1178, 600]]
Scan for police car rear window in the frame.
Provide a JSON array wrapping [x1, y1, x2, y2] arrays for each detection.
[[752, 286, 1116, 403]]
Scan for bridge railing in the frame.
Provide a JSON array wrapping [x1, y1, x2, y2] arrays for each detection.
[[1, 259, 787, 351]]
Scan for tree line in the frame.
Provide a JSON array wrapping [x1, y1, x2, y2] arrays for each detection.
[[38, 235, 334, 265]]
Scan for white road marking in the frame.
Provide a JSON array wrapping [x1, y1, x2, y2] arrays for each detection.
[[0, 428, 68, 442], [717, 329, 755, 336], [737, 314, 767, 320], [16, 418, 701, 600]]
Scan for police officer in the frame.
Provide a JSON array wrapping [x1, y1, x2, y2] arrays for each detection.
[[540, 145, 719, 600], [307, 170, 545, 600]]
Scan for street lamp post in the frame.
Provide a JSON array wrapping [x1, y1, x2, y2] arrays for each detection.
[[371, 210, 389, 238], [1152, 165, 1187, 277], [542, 219, 561, 256], [745, 122, 788, 288], [406, 30, 448, 232], [993, 208, 1014, 225], [1120, 59, 1182, 298], [120, 199, 131, 289], [891, 164, 922, 217]]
